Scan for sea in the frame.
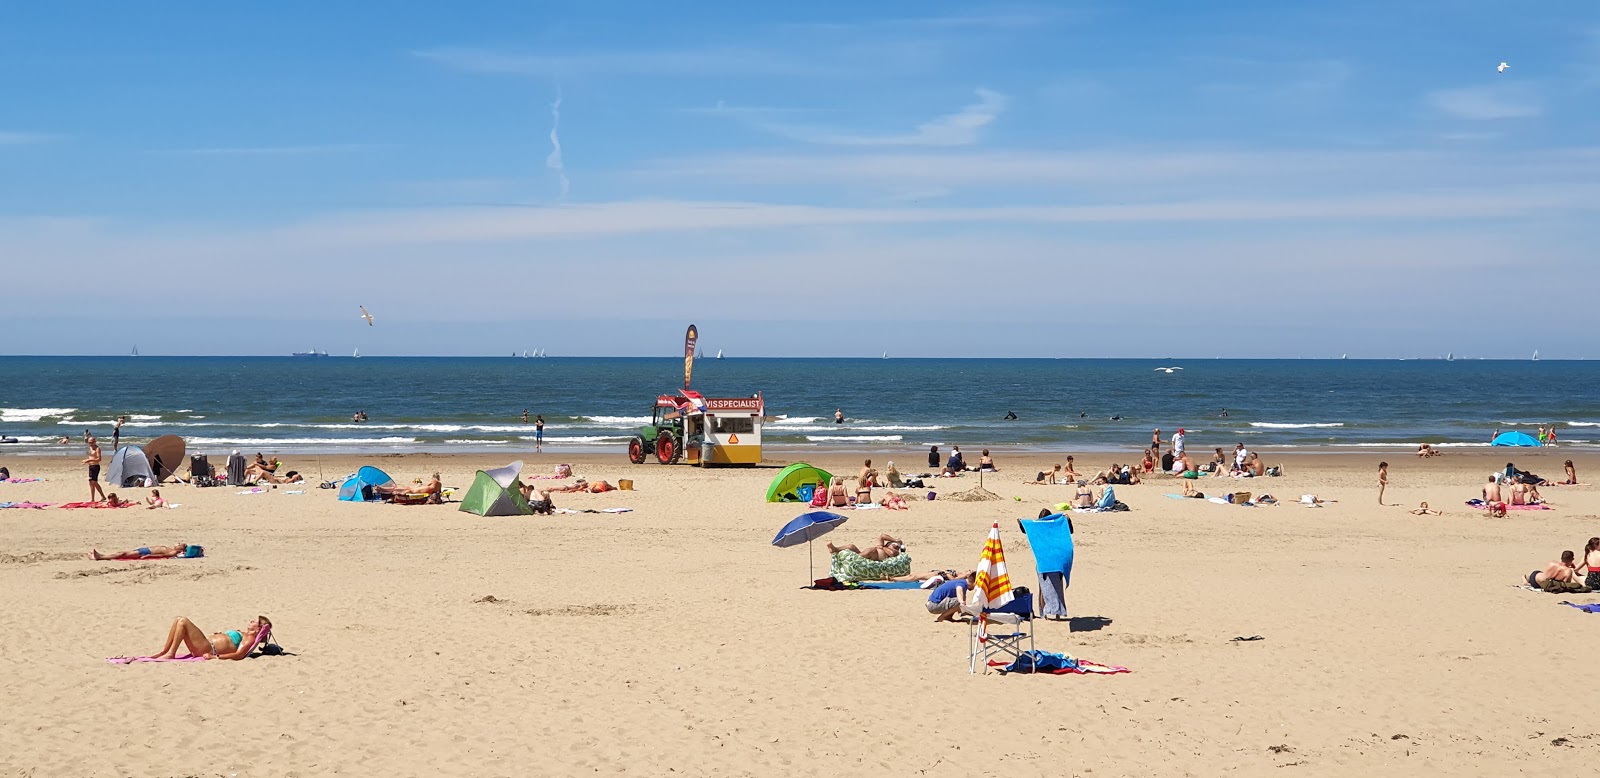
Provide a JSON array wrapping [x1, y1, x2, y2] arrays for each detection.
[[1, 356, 1595, 457]]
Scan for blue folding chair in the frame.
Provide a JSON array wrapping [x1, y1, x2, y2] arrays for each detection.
[[968, 586, 1034, 673]]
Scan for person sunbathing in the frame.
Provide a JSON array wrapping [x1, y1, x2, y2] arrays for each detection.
[[1528, 552, 1589, 592], [1409, 502, 1441, 515], [549, 479, 593, 494], [1141, 449, 1156, 474], [978, 450, 998, 472], [1562, 460, 1579, 485], [1073, 483, 1096, 508], [124, 615, 272, 661], [91, 543, 190, 560], [145, 489, 167, 510], [1062, 456, 1079, 481], [854, 475, 873, 505], [827, 534, 905, 561], [884, 461, 904, 488], [1182, 480, 1205, 498], [103, 493, 127, 508], [878, 490, 908, 510], [517, 482, 556, 513]]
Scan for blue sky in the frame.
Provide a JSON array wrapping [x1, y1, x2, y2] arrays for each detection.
[[3, 1, 1598, 357]]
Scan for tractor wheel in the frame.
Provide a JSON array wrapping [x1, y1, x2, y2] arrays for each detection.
[[656, 432, 681, 464], [627, 436, 647, 465]]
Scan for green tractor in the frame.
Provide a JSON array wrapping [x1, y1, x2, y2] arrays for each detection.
[[627, 395, 687, 465]]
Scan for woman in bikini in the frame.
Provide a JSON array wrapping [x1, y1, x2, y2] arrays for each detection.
[[1063, 456, 1079, 481], [1581, 538, 1600, 592], [855, 475, 873, 505], [1073, 482, 1095, 508], [1562, 460, 1578, 485], [977, 450, 998, 472], [91, 543, 190, 560], [126, 615, 272, 661], [1141, 449, 1155, 474], [829, 477, 850, 508]]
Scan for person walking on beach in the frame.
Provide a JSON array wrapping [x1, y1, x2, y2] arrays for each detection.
[[83, 435, 105, 502], [1537, 426, 1548, 446], [1546, 425, 1558, 447], [835, 408, 845, 424], [1378, 461, 1389, 506], [534, 415, 545, 450], [1172, 428, 1186, 455]]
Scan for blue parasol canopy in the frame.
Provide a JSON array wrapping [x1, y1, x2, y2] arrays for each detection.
[[1491, 431, 1540, 447], [773, 511, 848, 547], [773, 511, 849, 582]]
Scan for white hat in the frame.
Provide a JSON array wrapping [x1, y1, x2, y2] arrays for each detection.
[[232, 449, 240, 456]]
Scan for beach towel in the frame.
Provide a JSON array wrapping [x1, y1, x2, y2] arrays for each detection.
[[107, 625, 273, 664], [829, 550, 912, 583], [858, 580, 924, 590], [237, 488, 267, 495], [59, 501, 136, 509], [1466, 499, 1551, 511], [991, 650, 1130, 675], [1094, 487, 1116, 510], [0, 501, 53, 509], [2, 478, 42, 484], [1559, 601, 1600, 613]]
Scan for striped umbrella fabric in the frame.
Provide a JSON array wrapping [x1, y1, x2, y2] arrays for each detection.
[[970, 521, 1015, 641]]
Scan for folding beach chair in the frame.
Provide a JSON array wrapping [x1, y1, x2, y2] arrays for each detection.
[[968, 586, 1033, 673]]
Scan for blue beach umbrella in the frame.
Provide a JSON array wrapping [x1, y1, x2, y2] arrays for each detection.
[[773, 511, 849, 582], [1491, 431, 1540, 447]]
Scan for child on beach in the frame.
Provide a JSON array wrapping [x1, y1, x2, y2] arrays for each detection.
[[1378, 462, 1389, 505], [145, 489, 166, 509]]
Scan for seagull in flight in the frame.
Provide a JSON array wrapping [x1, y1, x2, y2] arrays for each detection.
[[1154, 366, 1184, 374], [359, 306, 374, 326], [1497, 62, 1509, 73]]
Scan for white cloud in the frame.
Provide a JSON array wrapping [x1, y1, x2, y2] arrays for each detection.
[[1426, 86, 1542, 120], [0, 132, 57, 145], [749, 89, 1010, 147]]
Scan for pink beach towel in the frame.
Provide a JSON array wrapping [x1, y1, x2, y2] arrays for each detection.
[[0, 502, 53, 509], [59, 501, 136, 509], [107, 625, 273, 665], [3, 478, 43, 483]]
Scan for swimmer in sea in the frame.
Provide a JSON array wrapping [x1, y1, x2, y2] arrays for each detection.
[[1003, 411, 1018, 421], [1219, 408, 1228, 418]]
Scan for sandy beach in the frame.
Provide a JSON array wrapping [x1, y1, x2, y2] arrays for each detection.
[[2, 447, 1597, 776]]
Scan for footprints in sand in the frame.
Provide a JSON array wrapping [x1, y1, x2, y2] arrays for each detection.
[[525, 604, 636, 617], [0, 551, 82, 565], [53, 564, 255, 585]]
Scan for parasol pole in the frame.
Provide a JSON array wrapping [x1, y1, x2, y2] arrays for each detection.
[[809, 536, 815, 581]]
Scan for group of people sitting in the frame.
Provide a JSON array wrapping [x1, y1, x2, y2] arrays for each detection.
[[1025, 457, 1081, 485], [926, 446, 998, 477], [1479, 461, 1579, 515], [377, 473, 444, 504], [1527, 538, 1600, 593], [813, 462, 911, 511], [516, 475, 620, 514]]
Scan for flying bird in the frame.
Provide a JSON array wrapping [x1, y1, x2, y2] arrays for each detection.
[[359, 306, 374, 326], [1154, 366, 1184, 374], [1497, 62, 1509, 73]]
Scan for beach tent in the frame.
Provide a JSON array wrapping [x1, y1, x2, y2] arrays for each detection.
[[106, 446, 155, 488], [765, 462, 834, 502], [142, 435, 186, 482], [338, 465, 395, 501], [1491, 431, 1540, 447], [459, 460, 533, 516]]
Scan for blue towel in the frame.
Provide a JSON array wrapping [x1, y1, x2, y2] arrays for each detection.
[[1019, 515, 1074, 587], [860, 580, 924, 590], [1560, 601, 1600, 613], [1095, 486, 1116, 510]]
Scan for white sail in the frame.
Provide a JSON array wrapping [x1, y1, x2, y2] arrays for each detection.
[[1533, 350, 1540, 361], [715, 349, 723, 359], [131, 345, 139, 357]]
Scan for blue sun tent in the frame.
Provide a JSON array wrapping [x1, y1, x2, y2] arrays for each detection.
[[1491, 431, 1540, 447], [338, 466, 395, 501]]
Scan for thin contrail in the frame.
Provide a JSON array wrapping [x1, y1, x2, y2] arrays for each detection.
[[546, 90, 569, 197]]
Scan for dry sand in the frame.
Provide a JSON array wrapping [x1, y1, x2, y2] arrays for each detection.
[[2, 447, 1598, 776]]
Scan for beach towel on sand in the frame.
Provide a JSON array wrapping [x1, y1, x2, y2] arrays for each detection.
[[0, 501, 52, 509], [3, 478, 43, 484], [1560, 601, 1600, 613], [830, 550, 912, 583], [59, 502, 135, 509], [991, 650, 1130, 675]]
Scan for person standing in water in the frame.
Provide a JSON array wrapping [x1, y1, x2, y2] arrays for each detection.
[[835, 408, 845, 424], [112, 415, 126, 453], [534, 415, 545, 450], [84, 435, 105, 502], [521, 409, 529, 424], [1378, 461, 1389, 505]]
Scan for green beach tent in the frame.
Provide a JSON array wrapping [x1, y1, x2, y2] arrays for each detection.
[[765, 462, 834, 503], [459, 461, 534, 517]]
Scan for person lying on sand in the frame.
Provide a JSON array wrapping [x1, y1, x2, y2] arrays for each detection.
[[1528, 551, 1590, 593], [1409, 502, 1441, 516], [549, 479, 593, 494], [120, 615, 272, 661], [145, 489, 167, 509], [878, 490, 908, 510], [91, 543, 190, 560], [827, 534, 905, 561], [517, 482, 556, 513], [102, 493, 127, 508], [926, 571, 977, 622]]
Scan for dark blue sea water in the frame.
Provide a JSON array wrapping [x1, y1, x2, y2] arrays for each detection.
[[1, 356, 1596, 456]]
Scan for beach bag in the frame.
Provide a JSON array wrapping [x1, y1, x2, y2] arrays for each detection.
[[1233, 492, 1252, 505], [797, 484, 815, 503], [812, 576, 846, 591], [617, 479, 633, 491], [1111, 501, 1130, 512], [183, 544, 204, 558]]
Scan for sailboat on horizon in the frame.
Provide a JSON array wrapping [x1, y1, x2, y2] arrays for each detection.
[[353, 347, 361, 358], [882, 351, 888, 359], [131, 345, 140, 357], [715, 349, 723, 360], [1533, 350, 1540, 361]]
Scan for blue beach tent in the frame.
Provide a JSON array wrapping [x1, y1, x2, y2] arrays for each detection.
[[1491, 431, 1540, 447], [338, 466, 396, 501]]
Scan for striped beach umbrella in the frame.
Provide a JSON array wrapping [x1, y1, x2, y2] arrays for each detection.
[[970, 521, 1015, 641]]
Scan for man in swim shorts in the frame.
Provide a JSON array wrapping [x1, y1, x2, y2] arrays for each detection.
[[83, 435, 105, 502], [926, 572, 975, 621]]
